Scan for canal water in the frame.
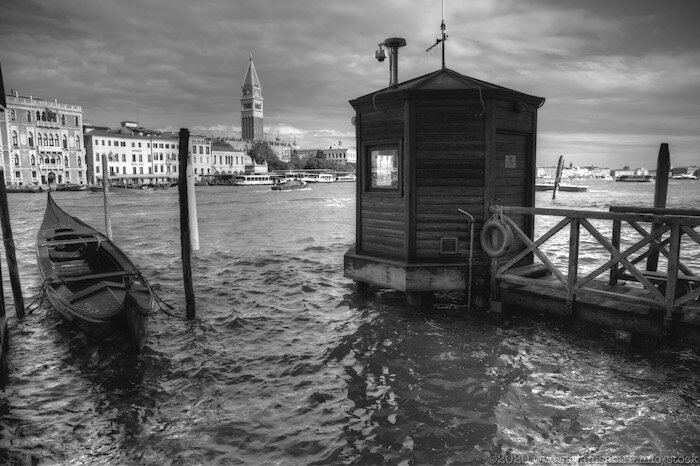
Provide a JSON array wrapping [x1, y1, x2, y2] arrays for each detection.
[[0, 180, 698, 464]]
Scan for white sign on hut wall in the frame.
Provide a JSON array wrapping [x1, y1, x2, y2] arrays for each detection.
[[505, 154, 517, 169]]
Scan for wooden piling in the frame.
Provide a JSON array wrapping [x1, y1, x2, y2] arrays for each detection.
[[552, 155, 564, 200], [185, 163, 199, 251], [647, 143, 670, 272], [178, 128, 195, 319], [0, 167, 25, 319], [100, 153, 113, 240]]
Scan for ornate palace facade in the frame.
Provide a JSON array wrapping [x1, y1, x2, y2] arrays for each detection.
[[1, 92, 86, 186]]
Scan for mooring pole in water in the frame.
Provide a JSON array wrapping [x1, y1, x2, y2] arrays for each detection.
[[178, 128, 195, 319], [0, 167, 25, 319], [100, 153, 113, 240], [647, 143, 670, 272], [552, 155, 564, 200], [186, 163, 200, 251]]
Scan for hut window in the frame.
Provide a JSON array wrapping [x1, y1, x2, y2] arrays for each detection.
[[367, 143, 400, 191]]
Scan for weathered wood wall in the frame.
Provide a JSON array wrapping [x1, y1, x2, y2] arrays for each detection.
[[413, 99, 486, 260], [358, 101, 406, 259]]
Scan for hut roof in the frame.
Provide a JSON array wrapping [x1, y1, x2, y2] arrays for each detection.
[[352, 67, 544, 105]]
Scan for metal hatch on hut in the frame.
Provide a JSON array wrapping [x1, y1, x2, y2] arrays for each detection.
[[343, 32, 545, 307]]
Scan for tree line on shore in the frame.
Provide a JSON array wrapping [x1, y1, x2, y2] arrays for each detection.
[[247, 142, 354, 172]]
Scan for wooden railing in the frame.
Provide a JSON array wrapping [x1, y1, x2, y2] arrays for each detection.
[[489, 205, 700, 325]]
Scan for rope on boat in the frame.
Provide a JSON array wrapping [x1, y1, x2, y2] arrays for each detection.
[[141, 274, 181, 319], [25, 282, 49, 314]]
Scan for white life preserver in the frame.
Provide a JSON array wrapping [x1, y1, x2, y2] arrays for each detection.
[[480, 217, 513, 257]]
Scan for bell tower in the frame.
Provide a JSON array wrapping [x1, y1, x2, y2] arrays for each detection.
[[241, 53, 263, 141]]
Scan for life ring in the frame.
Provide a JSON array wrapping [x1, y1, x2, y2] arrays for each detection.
[[480, 218, 513, 257]]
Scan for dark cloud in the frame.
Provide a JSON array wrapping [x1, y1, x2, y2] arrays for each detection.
[[1, 0, 698, 165]]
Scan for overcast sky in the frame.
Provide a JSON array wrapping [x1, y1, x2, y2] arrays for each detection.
[[2, 0, 699, 168]]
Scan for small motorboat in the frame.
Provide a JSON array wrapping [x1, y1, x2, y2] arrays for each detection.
[[55, 184, 87, 192], [36, 193, 152, 352], [271, 179, 308, 191], [535, 182, 588, 192]]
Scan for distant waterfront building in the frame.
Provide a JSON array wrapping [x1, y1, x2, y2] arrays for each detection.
[[84, 121, 215, 185], [189, 134, 213, 180], [612, 167, 650, 180], [241, 54, 264, 142], [267, 137, 291, 163], [212, 139, 251, 175], [84, 121, 181, 186], [245, 160, 268, 174], [671, 166, 700, 177], [537, 165, 611, 179], [0, 92, 86, 186], [322, 140, 357, 165]]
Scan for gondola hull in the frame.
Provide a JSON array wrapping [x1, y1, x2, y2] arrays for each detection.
[[36, 193, 152, 352]]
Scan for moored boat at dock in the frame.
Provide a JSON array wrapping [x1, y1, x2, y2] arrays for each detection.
[[616, 174, 654, 182], [55, 184, 87, 192], [301, 172, 335, 183], [5, 185, 44, 193], [335, 173, 356, 182], [672, 173, 698, 180], [234, 174, 275, 185], [535, 182, 588, 192], [35, 193, 152, 353]]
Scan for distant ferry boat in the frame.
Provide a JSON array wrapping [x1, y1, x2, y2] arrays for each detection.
[[672, 173, 698, 180], [301, 173, 335, 183], [335, 174, 356, 182], [616, 174, 654, 182], [234, 174, 274, 185]]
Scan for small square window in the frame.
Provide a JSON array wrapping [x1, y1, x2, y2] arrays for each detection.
[[366, 142, 400, 191]]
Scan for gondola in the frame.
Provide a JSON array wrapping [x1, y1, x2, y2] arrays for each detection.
[[36, 193, 152, 353]]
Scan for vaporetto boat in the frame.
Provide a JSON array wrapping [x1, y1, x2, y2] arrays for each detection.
[[301, 172, 335, 183], [234, 174, 275, 185]]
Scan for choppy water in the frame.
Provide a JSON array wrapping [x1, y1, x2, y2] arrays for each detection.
[[0, 180, 698, 465]]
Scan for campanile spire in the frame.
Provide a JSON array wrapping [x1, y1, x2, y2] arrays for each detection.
[[241, 53, 263, 141]]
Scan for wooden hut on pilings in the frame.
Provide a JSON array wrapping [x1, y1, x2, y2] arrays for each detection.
[[344, 47, 545, 306]]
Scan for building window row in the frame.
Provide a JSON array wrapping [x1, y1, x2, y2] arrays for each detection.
[[97, 139, 180, 149], [11, 131, 80, 150], [9, 109, 80, 126], [14, 154, 81, 167]]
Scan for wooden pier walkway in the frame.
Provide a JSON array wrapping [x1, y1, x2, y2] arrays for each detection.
[[491, 205, 700, 345]]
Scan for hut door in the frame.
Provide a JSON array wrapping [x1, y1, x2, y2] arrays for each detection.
[[494, 132, 530, 207], [494, 132, 533, 260]]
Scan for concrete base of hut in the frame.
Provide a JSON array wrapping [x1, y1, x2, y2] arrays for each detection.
[[344, 248, 473, 305]]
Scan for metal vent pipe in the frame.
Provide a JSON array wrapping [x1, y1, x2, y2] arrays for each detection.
[[383, 38, 407, 88]]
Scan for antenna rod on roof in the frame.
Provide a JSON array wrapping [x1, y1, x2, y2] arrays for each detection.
[[426, 0, 448, 69]]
